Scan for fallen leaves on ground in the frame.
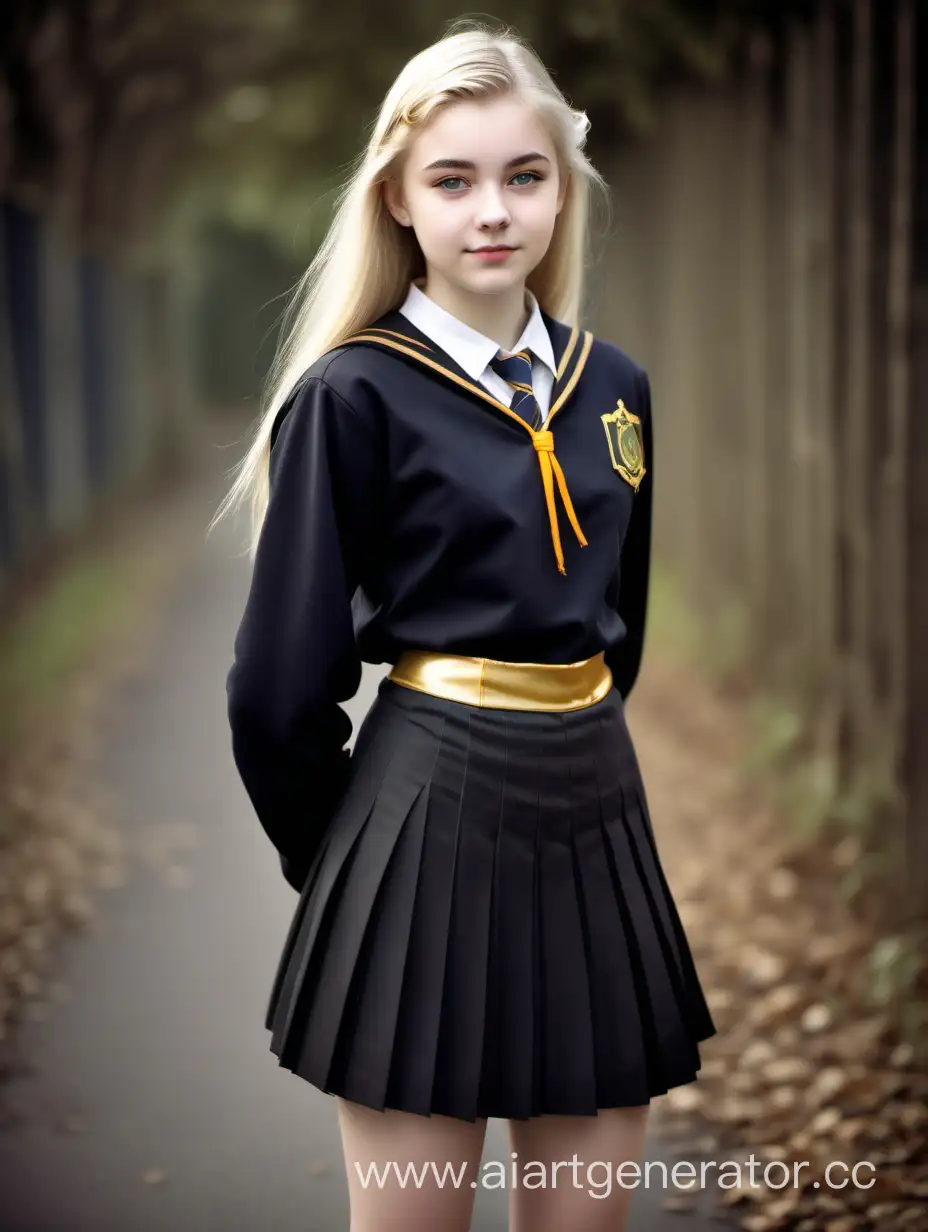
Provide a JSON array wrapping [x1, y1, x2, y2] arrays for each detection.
[[632, 654, 927, 1231]]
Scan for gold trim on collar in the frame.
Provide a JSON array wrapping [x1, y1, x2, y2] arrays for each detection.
[[555, 326, 580, 380], [361, 327, 433, 351], [546, 329, 593, 428], [342, 326, 595, 576], [344, 333, 514, 414]]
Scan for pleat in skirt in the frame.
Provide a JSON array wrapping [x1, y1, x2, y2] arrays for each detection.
[[265, 675, 716, 1122]]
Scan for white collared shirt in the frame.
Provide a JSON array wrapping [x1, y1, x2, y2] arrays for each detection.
[[398, 281, 557, 418]]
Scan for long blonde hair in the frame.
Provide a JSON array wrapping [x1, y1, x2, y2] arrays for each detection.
[[210, 19, 607, 554]]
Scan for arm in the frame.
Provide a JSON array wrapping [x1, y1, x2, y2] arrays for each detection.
[[605, 367, 654, 702], [226, 373, 382, 891]]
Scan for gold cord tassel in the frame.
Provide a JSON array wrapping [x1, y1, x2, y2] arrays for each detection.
[[532, 431, 587, 575], [338, 328, 594, 576]]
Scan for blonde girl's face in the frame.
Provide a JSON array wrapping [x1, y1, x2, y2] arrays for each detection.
[[384, 94, 567, 301]]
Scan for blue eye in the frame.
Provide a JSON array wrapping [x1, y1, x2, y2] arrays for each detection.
[[434, 171, 544, 192]]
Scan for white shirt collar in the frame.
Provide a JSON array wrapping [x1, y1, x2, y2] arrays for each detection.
[[398, 281, 557, 382]]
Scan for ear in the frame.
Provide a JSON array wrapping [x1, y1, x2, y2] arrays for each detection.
[[383, 177, 412, 227]]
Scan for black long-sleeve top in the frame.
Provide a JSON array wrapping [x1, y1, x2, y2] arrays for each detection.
[[226, 308, 653, 890]]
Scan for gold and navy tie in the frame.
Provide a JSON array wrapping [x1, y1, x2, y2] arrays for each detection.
[[489, 349, 544, 430]]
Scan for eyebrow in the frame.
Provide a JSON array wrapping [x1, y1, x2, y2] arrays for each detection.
[[421, 152, 551, 172]]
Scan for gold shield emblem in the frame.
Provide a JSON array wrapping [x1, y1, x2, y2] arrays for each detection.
[[601, 399, 646, 491]]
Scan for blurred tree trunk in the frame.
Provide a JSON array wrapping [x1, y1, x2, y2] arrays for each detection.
[[903, 0, 928, 905], [840, 0, 874, 782], [740, 34, 772, 673], [810, 6, 839, 754], [0, 224, 35, 581]]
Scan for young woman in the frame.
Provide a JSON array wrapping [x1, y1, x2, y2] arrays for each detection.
[[215, 21, 715, 1232]]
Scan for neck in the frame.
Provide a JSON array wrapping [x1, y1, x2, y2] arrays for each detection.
[[421, 272, 530, 352]]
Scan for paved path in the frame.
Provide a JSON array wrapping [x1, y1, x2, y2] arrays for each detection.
[[0, 468, 724, 1231]]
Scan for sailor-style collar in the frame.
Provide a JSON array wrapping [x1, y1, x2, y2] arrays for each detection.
[[342, 309, 594, 576]]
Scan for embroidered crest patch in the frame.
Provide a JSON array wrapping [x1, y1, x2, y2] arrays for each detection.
[[601, 399, 646, 491]]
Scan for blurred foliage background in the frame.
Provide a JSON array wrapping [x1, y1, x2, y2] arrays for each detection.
[[2, 0, 803, 415]]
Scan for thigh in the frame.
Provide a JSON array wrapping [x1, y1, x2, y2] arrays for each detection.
[[507, 1105, 651, 1232], [336, 1097, 489, 1232]]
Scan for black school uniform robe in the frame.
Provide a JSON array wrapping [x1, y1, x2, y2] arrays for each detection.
[[226, 308, 653, 890]]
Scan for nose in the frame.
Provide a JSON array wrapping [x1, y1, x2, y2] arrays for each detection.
[[475, 183, 511, 231]]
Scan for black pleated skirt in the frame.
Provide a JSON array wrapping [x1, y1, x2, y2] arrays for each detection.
[[265, 675, 716, 1122]]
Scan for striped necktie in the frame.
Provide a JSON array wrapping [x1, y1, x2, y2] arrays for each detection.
[[489, 348, 543, 430]]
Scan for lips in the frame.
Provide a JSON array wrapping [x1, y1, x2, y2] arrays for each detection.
[[470, 245, 516, 253], [471, 248, 516, 265]]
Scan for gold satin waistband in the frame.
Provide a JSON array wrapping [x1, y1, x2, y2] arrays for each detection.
[[387, 649, 614, 712]]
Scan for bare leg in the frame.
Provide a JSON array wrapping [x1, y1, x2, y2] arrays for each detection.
[[336, 1097, 489, 1232], [507, 1104, 650, 1232]]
